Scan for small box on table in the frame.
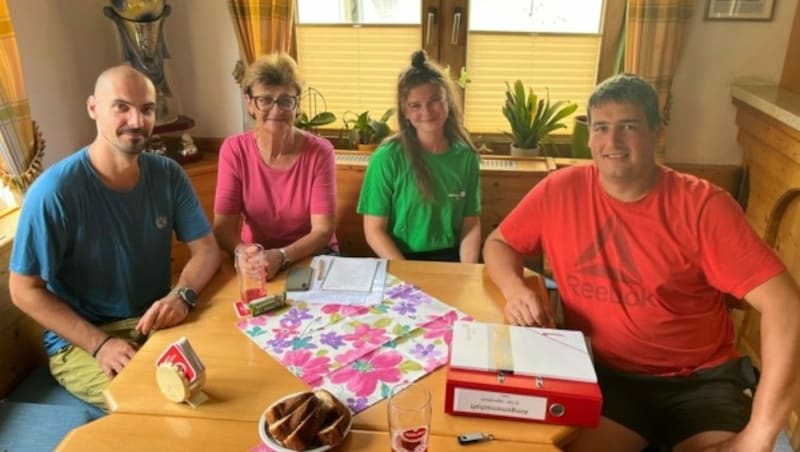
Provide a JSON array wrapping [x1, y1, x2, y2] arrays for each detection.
[[444, 321, 602, 427]]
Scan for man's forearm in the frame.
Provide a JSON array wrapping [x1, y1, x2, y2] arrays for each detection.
[[483, 234, 528, 296], [175, 235, 221, 298], [746, 274, 800, 442], [9, 275, 108, 354]]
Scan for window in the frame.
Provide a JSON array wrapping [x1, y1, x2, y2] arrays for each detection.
[[296, 1, 419, 128], [296, 0, 605, 135], [464, 0, 602, 134]]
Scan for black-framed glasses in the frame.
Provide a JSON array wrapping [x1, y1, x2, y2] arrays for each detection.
[[250, 94, 298, 112]]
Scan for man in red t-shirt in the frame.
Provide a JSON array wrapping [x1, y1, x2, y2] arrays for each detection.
[[484, 74, 800, 451]]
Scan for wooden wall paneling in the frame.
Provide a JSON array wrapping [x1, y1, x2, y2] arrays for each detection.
[[171, 153, 219, 274], [733, 99, 800, 443], [0, 242, 46, 397], [335, 160, 372, 257]]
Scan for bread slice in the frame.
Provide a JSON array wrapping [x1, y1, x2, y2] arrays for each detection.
[[317, 412, 349, 446], [265, 391, 313, 424], [314, 389, 352, 446], [268, 394, 318, 444], [283, 404, 327, 450]]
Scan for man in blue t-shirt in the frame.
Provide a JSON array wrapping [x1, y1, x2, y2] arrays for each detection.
[[9, 65, 221, 409]]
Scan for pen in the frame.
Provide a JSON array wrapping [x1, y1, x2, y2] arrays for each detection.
[[317, 260, 325, 281]]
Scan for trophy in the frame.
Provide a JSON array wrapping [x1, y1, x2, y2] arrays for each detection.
[[104, 0, 178, 125]]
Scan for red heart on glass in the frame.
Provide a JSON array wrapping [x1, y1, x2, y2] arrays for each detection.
[[400, 426, 427, 450]]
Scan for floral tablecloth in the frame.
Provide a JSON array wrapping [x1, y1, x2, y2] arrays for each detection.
[[236, 274, 471, 415]]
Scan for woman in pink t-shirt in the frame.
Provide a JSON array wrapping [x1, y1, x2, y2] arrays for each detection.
[[214, 53, 338, 280]]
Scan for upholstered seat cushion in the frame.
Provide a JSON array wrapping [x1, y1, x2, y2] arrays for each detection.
[[7, 364, 104, 419], [0, 400, 94, 451]]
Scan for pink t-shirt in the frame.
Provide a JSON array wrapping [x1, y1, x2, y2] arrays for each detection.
[[500, 165, 785, 376], [214, 131, 338, 251]]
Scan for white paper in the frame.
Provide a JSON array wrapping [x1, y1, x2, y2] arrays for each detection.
[[321, 257, 378, 292], [450, 321, 597, 383], [287, 256, 387, 306]]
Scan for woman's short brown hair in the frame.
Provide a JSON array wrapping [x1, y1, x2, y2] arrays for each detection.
[[241, 52, 303, 96]]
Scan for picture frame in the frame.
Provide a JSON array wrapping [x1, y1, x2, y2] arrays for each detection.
[[705, 0, 776, 21]]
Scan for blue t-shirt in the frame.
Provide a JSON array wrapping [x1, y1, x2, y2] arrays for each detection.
[[9, 148, 211, 355]]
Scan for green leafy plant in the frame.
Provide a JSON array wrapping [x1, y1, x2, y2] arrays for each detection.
[[342, 109, 396, 146], [502, 80, 578, 150], [295, 111, 336, 130], [295, 86, 337, 132]]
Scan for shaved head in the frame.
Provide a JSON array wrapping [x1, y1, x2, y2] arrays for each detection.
[[93, 65, 155, 98]]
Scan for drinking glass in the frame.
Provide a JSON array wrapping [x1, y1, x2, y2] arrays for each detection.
[[234, 243, 266, 302], [388, 382, 431, 452]]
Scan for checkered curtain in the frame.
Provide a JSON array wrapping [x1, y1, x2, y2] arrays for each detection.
[[0, 0, 43, 197], [228, 0, 297, 85], [624, 0, 695, 129]]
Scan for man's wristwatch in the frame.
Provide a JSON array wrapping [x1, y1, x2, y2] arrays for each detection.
[[174, 287, 198, 310], [278, 247, 291, 270]]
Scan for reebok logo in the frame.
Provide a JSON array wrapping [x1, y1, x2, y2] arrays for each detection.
[[566, 216, 657, 308]]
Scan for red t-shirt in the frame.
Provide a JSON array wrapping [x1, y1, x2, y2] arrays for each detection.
[[500, 165, 784, 375]]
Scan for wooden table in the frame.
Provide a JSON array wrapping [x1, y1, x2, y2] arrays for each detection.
[[56, 414, 561, 451], [102, 260, 574, 447]]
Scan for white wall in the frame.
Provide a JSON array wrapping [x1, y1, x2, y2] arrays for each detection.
[[9, 1, 798, 167], [9, 0, 118, 167], [9, 0, 243, 167], [666, 0, 797, 164]]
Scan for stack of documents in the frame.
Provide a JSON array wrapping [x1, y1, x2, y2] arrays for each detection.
[[287, 256, 387, 305]]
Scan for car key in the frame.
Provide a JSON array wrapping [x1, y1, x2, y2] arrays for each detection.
[[457, 432, 495, 445]]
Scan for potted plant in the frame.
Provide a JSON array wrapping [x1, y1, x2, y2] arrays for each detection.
[[295, 86, 337, 133], [342, 108, 396, 152], [502, 80, 578, 157]]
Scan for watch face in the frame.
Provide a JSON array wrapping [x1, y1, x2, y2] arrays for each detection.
[[179, 288, 198, 305]]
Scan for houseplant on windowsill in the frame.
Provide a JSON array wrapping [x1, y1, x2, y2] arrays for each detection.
[[343, 109, 396, 152], [502, 80, 578, 157], [295, 86, 337, 134]]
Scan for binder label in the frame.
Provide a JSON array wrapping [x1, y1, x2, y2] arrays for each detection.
[[452, 387, 547, 420]]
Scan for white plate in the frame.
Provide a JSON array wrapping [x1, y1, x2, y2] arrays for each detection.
[[258, 391, 353, 452]]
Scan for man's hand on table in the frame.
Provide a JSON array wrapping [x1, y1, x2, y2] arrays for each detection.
[[503, 285, 556, 328], [136, 292, 190, 334]]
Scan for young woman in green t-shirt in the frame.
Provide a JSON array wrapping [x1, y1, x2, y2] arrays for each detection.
[[357, 50, 481, 262]]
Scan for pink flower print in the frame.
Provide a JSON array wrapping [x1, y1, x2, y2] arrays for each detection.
[[330, 350, 403, 396], [321, 304, 343, 314], [423, 311, 459, 344], [342, 324, 389, 349], [246, 315, 268, 327], [322, 304, 369, 317], [341, 305, 369, 317], [272, 325, 298, 340], [334, 348, 369, 365], [283, 349, 330, 383]]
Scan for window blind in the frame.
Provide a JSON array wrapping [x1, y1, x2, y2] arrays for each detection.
[[296, 25, 419, 129], [464, 33, 600, 135]]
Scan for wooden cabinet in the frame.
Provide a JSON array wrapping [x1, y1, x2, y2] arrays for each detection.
[[170, 154, 218, 274], [733, 96, 800, 447]]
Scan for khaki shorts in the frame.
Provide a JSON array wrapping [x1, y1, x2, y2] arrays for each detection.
[[49, 318, 147, 411]]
